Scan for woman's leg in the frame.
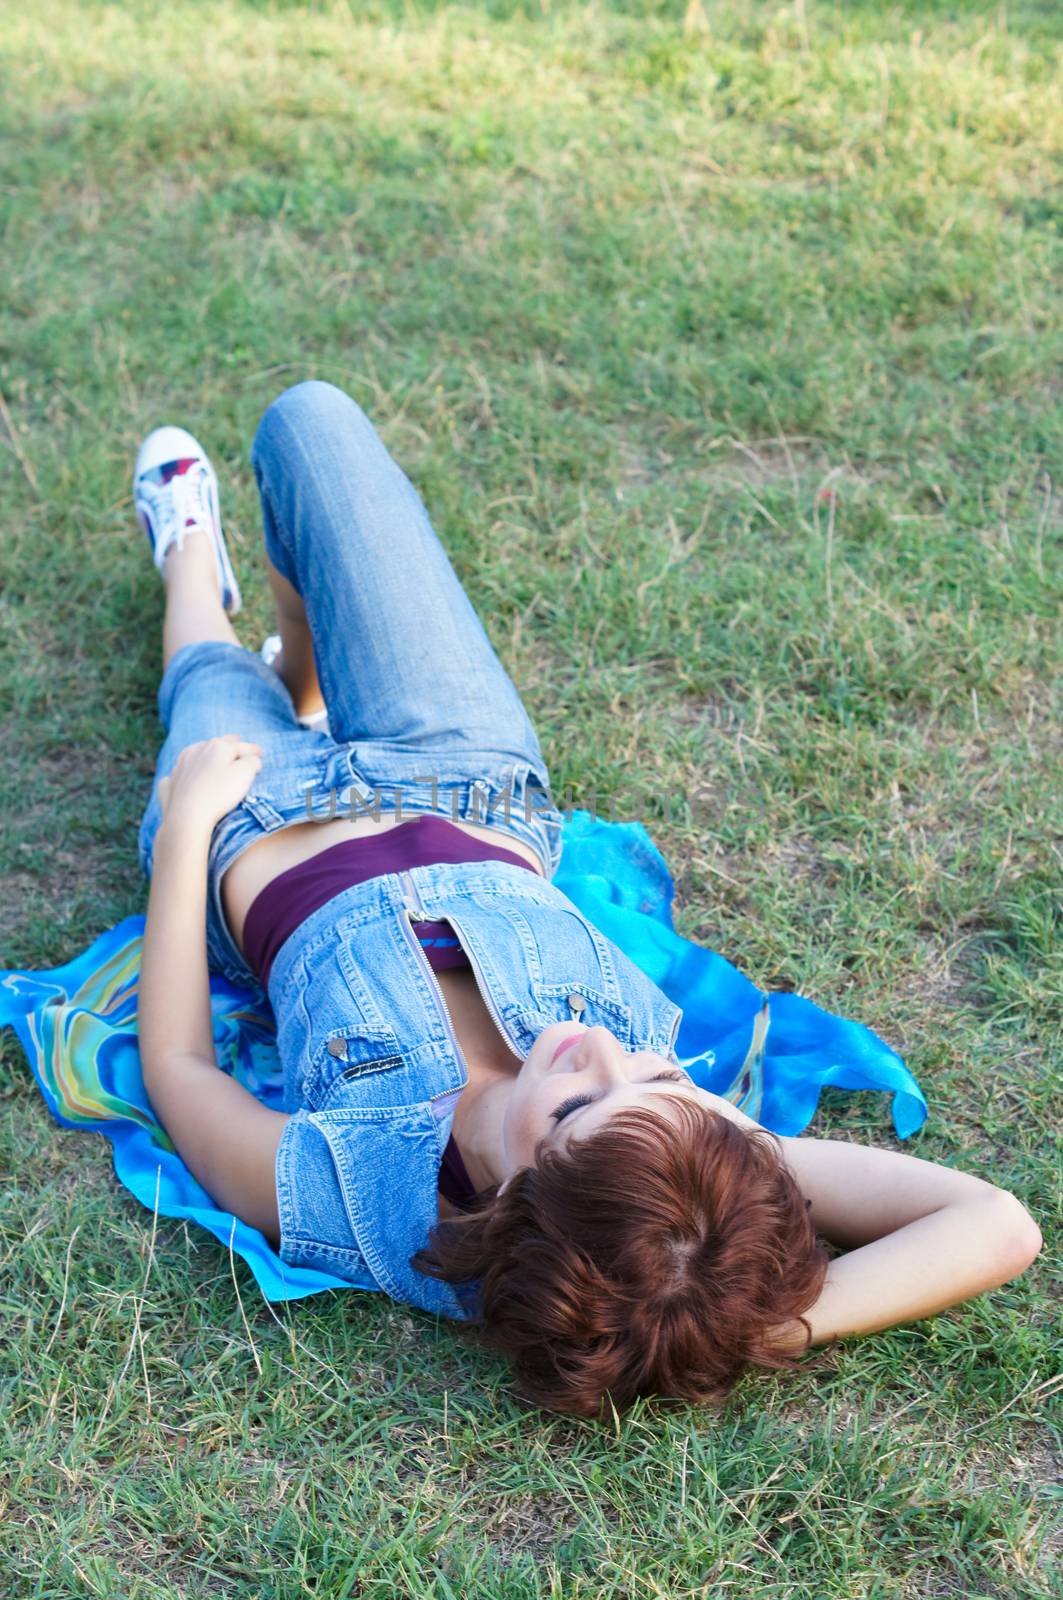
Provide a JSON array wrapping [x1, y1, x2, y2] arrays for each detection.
[[162, 529, 239, 667], [140, 529, 320, 885], [151, 453, 323, 718], [157, 500, 326, 722], [250, 380, 548, 773], [264, 563, 325, 722]]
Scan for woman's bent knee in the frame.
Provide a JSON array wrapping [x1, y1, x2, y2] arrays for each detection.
[[252, 380, 369, 457]]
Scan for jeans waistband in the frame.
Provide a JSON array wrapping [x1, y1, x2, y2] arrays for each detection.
[[203, 766, 564, 989]]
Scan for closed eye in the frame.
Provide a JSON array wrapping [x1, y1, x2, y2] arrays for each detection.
[[550, 1070, 688, 1124], [551, 1092, 594, 1123]]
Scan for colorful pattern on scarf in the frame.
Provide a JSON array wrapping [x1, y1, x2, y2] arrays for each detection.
[[0, 812, 927, 1301]]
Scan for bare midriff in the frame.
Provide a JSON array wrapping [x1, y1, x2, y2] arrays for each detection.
[[222, 812, 546, 957]]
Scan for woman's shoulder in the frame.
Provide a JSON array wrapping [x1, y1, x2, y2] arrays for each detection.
[[277, 1106, 471, 1320]]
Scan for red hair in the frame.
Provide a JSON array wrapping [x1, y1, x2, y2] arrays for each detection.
[[414, 1099, 829, 1417]]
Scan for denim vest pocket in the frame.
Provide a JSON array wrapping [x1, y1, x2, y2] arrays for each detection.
[[533, 982, 634, 1044], [297, 925, 405, 1109], [303, 1031, 408, 1113], [335, 937, 400, 1036], [504, 899, 625, 998]]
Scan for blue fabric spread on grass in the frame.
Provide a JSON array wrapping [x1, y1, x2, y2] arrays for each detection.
[[0, 810, 927, 1303]]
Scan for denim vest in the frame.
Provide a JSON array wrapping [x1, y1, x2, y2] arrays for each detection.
[[270, 860, 683, 1320]]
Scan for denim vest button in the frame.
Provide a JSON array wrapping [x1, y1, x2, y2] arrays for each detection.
[[327, 1037, 347, 1058], [566, 993, 586, 1017]]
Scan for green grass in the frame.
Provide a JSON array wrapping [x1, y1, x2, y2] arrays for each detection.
[[1, 0, 1061, 1594]]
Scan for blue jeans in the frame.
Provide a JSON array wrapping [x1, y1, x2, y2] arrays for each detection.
[[138, 381, 563, 988]]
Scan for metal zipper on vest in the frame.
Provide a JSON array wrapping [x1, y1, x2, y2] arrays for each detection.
[[399, 870, 468, 1080], [400, 871, 524, 1063], [444, 908, 527, 1061]]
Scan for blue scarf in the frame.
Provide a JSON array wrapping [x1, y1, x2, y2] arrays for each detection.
[[0, 811, 926, 1301]]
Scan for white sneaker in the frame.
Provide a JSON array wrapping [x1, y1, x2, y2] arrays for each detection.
[[133, 425, 242, 615]]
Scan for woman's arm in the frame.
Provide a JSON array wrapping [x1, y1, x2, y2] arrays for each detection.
[[766, 1135, 1043, 1352], [139, 736, 289, 1248]]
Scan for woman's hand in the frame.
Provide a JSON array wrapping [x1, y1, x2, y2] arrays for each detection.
[[157, 735, 263, 834]]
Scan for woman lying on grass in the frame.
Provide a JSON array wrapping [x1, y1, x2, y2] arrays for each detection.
[[134, 380, 1042, 1417]]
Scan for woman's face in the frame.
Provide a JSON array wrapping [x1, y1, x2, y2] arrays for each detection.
[[497, 1022, 749, 1183]]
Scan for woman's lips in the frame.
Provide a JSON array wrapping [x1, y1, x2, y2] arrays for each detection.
[[550, 1032, 584, 1065]]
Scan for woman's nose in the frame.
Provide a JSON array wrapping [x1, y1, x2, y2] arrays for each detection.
[[579, 1026, 632, 1086]]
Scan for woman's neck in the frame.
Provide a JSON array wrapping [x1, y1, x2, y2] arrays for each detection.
[[452, 1070, 514, 1193]]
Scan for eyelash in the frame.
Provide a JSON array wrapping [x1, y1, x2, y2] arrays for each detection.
[[550, 1070, 686, 1123]]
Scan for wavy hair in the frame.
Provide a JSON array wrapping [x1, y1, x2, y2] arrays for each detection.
[[414, 1099, 829, 1417]]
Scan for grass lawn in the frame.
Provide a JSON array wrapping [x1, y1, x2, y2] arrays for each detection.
[[1, 0, 1060, 1594]]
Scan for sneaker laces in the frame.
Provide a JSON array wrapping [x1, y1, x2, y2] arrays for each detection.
[[153, 463, 215, 568]]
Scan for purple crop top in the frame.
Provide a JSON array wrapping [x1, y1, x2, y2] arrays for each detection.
[[241, 814, 539, 1210]]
